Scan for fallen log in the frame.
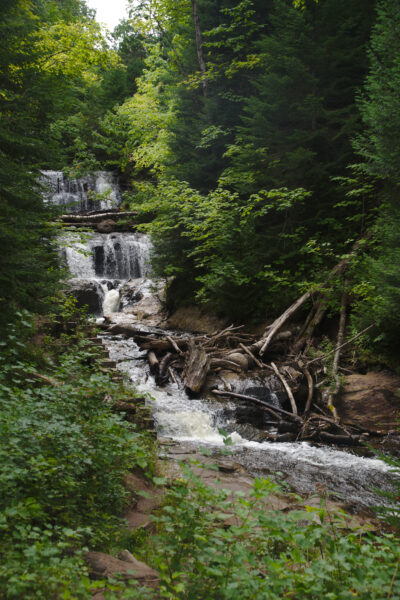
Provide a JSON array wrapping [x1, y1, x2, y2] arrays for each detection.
[[256, 292, 312, 357], [313, 432, 361, 446], [141, 338, 188, 353], [184, 343, 210, 395], [158, 352, 173, 384], [59, 211, 137, 223]]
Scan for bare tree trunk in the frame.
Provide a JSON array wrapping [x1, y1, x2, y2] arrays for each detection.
[[191, 0, 207, 96]]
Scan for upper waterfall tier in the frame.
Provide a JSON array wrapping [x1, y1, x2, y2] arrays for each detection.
[[60, 231, 151, 280], [41, 170, 122, 213]]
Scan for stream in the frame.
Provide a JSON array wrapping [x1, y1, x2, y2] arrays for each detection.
[[44, 171, 396, 511]]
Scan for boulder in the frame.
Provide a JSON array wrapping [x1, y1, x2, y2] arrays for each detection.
[[336, 372, 400, 433], [85, 551, 159, 587], [67, 279, 102, 314], [165, 305, 228, 334], [226, 352, 249, 371], [97, 219, 116, 233]]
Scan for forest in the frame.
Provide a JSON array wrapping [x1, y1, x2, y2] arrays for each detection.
[[1, 0, 400, 598]]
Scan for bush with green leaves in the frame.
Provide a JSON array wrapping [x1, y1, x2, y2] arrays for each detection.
[[132, 178, 331, 321], [133, 466, 400, 600], [0, 315, 154, 599]]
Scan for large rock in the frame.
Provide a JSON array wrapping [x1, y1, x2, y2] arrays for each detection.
[[85, 551, 159, 587], [97, 219, 116, 233], [67, 279, 102, 314], [165, 305, 227, 334], [336, 372, 400, 433]]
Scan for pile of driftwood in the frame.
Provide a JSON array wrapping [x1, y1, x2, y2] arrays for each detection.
[[105, 236, 377, 446], [107, 297, 373, 447]]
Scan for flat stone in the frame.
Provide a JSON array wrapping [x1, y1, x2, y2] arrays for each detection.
[[85, 552, 159, 586]]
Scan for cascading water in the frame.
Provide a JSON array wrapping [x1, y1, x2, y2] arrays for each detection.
[[59, 230, 151, 315], [41, 170, 122, 212], [54, 172, 396, 509], [103, 334, 396, 508]]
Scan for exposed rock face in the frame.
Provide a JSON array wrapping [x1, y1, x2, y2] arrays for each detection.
[[336, 372, 400, 433], [67, 279, 102, 314], [97, 219, 116, 233], [85, 551, 159, 587], [165, 305, 228, 334]]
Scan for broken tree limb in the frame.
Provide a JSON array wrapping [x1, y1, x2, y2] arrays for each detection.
[[166, 335, 185, 356], [239, 343, 264, 369], [168, 367, 179, 386], [326, 285, 348, 421], [251, 236, 372, 358], [210, 358, 243, 373], [270, 362, 298, 416], [303, 366, 314, 414], [148, 352, 159, 378], [306, 323, 376, 366], [211, 389, 302, 422], [257, 292, 312, 357]]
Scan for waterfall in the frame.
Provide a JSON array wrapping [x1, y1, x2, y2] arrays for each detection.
[[41, 170, 122, 212], [60, 230, 152, 316], [60, 231, 151, 280]]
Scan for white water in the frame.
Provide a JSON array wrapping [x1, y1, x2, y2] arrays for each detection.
[[103, 333, 396, 508], [60, 231, 151, 280], [102, 288, 121, 315], [59, 230, 152, 315]]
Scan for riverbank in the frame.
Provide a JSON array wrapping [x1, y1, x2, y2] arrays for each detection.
[[1, 309, 400, 599]]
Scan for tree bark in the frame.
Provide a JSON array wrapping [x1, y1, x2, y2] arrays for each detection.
[[191, 0, 207, 96], [184, 342, 209, 394]]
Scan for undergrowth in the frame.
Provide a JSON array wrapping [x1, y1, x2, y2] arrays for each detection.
[[1, 308, 400, 599], [0, 308, 155, 599], [127, 465, 400, 600]]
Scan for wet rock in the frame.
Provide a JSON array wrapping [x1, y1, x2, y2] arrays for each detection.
[[215, 459, 244, 473], [119, 279, 166, 326], [97, 219, 116, 233], [67, 279, 102, 314], [226, 352, 249, 371], [336, 372, 400, 433], [85, 551, 159, 586]]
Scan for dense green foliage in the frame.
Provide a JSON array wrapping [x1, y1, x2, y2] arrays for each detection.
[[0, 0, 122, 331], [348, 0, 400, 358], [0, 309, 154, 599], [133, 466, 400, 600], [104, 0, 378, 323]]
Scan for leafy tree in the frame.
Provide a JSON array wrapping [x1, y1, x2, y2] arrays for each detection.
[[350, 0, 400, 359]]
